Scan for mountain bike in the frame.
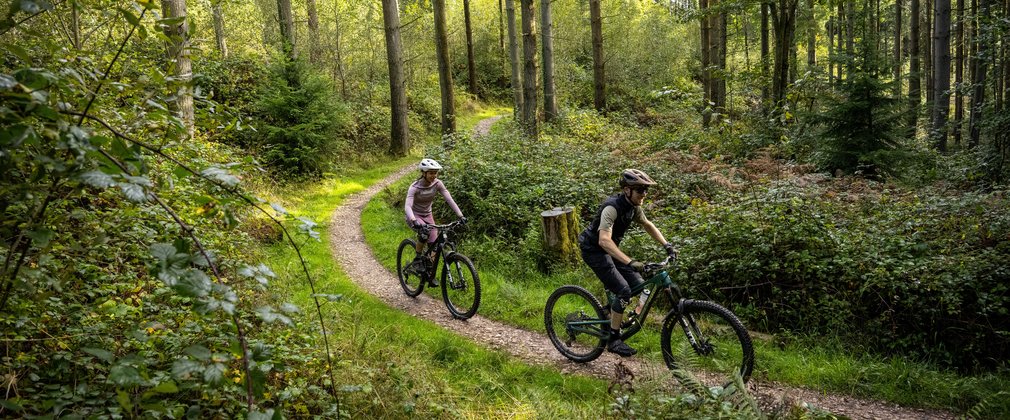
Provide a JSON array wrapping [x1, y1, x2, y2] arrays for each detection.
[[396, 220, 481, 319], [544, 255, 754, 389]]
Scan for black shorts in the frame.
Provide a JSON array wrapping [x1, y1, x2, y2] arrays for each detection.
[[581, 249, 643, 300]]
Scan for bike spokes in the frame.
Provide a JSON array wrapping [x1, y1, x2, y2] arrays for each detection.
[[441, 254, 480, 319]]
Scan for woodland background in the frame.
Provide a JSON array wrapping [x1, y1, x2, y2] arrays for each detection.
[[1, 0, 1009, 417]]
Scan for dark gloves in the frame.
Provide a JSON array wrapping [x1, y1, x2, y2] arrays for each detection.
[[663, 242, 678, 257], [628, 260, 646, 272], [458, 216, 468, 225]]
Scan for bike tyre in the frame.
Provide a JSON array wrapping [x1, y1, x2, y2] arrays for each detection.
[[544, 285, 607, 363], [441, 253, 481, 319], [396, 238, 425, 297], [660, 299, 754, 388]]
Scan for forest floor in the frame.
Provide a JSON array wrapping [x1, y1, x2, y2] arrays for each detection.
[[327, 116, 955, 419]]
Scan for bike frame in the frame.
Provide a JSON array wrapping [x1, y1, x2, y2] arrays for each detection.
[[421, 221, 462, 283], [567, 257, 682, 341]]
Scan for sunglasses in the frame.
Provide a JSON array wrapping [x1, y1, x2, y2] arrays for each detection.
[[631, 186, 649, 194]]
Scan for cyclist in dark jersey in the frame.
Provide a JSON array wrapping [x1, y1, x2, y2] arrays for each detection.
[[578, 169, 677, 357], [404, 158, 466, 285]]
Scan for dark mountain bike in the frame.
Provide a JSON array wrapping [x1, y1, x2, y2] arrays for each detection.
[[396, 220, 481, 319], [544, 255, 754, 389]]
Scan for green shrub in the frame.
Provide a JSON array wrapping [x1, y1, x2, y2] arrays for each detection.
[[255, 58, 349, 178]]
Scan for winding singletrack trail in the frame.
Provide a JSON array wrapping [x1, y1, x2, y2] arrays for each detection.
[[328, 115, 954, 419]]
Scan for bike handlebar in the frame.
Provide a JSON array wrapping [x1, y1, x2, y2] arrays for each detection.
[[642, 254, 676, 272]]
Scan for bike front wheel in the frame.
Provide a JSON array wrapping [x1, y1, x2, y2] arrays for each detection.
[[544, 285, 607, 363], [396, 238, 425, 297], [660, 300, 754, 389], [441, 253, 481, 319]]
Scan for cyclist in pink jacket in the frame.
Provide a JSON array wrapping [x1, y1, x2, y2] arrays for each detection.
[[405, 158, 466, 283]]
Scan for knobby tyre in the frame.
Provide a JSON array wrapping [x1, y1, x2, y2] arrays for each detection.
[[660, 299, 754, 389], [396, 238, 425, 297], [441, 253, 481, 319], [544, 285, 607, 363]]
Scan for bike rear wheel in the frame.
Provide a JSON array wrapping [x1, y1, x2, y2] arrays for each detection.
[[660, 300, 754, 390], [441, 253, 481, 319], [544, 285, 607, 363], [396, 238, 425, 297]]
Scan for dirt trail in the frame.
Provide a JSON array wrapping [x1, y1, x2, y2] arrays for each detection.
[[328, 115, 953, 419]]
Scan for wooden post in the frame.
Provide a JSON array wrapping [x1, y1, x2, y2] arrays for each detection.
[[540, 207, 579, 270]]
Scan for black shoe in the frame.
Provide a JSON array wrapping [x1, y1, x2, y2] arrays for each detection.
[[607, 339, 637, 357]]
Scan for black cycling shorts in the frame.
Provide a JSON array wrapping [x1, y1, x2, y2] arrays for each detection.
[[581, 249, 643, 301]]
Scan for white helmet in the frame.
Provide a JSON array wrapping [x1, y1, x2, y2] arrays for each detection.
[[419, 158, 442, 172]]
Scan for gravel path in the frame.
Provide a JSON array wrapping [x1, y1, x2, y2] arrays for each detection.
[[328, 115, 954, 419]]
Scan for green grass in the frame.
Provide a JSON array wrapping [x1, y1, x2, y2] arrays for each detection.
[[361, 166, 1010, 417], [256, 154, 613, 417]]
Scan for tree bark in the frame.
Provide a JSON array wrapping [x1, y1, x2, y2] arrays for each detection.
[[540, 207, 580, 270], [520, 0, 539, 137], [925, 0, 934, 105], [277, 0, 296, 60], [770, 0, 799, 109], [846, 0, 854, 80], [931, 0, 951, 151], [382, 0, 410, 156], [968, 0, 990, 148], [464, 0, 478, 95], [762, 3, 770, 106], [333, 2, 347, 98], [307, 0, 320, 63], [589, 0, 606, 112], [894, 0, 902, 96], [432, 0, 457, 135], [700, 0, 711, 125], [910, 0, 921, 129], [71, 0, 81, 50], [505, 0, 524, 119], [162, 0, 194, 138], [212, 0, 227, 59], [541, 0, 558, 122], [807, 0, 815, 70], [712, 1, 727, 122], [954, 0, 964, 145], [828, 16, 835, 82]]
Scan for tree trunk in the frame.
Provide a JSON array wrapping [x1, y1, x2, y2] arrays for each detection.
[[499, 0, 506, 70], [771, 0, 799, 108], [162, 0, 194, 138], [700, 0, 711, 125], [954, 0, 964, 145], [333, 2, 348, 98], [212, 0, 227, 59], [713, 3, 727, 122], [846, 0, 854, 80], [382, 0, 410, 156], [910, 0, 921, 129], [925, 0, 934, 105], [828, 16, 835, 82], [589, 0, 606, 112], [541, 0, 558, 122], [931, 0, 951, 151], [540, 207, 580, 270], [71, 0, 80, 49], [307, 0, 320, 63], [807, 0, 815, 70], [277, 0, 296, 60], [505, 0, 524, 119], [464, 0, 479, 95], [761, 3, 770, 106], [432, 0, 457, 135], [894, 0, 902, 96], [968, 0, 990, 148], [520, 0, 539, 137]]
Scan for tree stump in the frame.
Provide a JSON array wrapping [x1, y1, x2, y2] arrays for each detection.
[[540, 206, 580, 270]]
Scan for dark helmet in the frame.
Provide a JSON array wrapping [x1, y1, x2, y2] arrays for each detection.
[[619, 169, 657, 187]]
